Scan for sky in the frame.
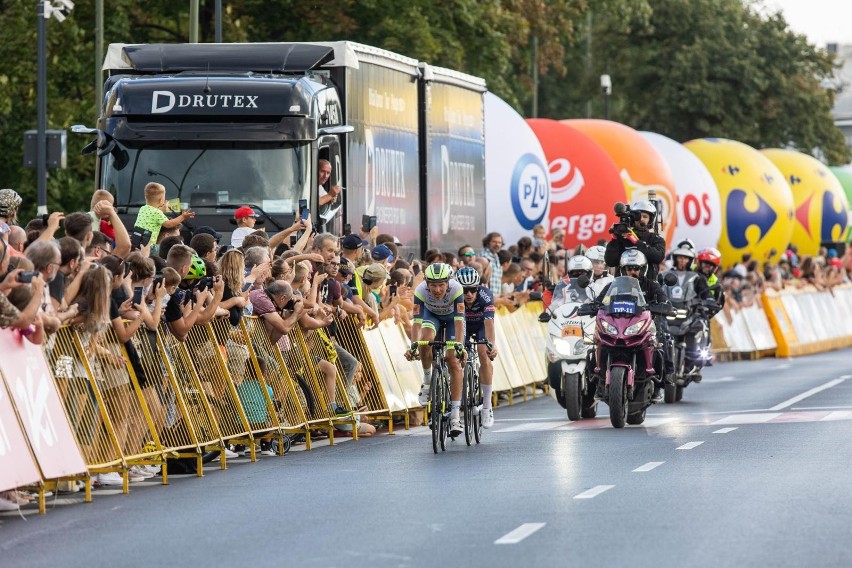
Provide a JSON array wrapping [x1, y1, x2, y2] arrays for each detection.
[[761, 0, 852, 47]]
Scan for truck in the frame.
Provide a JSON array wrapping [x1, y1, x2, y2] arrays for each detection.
[[74, 41, 487, 256]]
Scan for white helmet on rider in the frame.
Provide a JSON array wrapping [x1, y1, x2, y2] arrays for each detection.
[[585, 245, 606, 262], [631, 199, 657, 230], [671, 246, 695, 259], [619, 248, 648, 277], [567, 255, 593, 278]]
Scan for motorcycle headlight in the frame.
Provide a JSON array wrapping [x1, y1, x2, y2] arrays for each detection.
[[573, 340, 587, 356], [554, 338, 574, 357], [600, 321, 617, 336], [624, 321, 645, 336]]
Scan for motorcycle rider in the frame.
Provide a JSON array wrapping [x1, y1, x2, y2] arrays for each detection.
[[551, 256, 598, 306], [456, 266, 499, 429], [694, 247, 725, 311], [585, 245, 613, 297], [605, 200, 666, 280], [594, 249, 668, 401]]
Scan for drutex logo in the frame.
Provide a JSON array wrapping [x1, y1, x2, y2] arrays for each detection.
[[151, 90, 259, 114]]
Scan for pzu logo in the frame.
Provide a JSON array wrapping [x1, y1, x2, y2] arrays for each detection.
[[510, 153, 549, 230]]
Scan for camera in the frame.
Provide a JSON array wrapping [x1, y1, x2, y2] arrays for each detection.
[[130, 228, 152, 250], [283, 298, 298, 311], [609, 202, 636, 236], [195, 276, 214, 292], [17, 271, 39, 284]]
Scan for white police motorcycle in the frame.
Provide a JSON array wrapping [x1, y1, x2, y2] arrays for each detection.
[[540, 257, 599, 420]]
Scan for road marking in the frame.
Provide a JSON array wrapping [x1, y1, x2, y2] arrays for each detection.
[[713, 427, 738, 434], [768, 378, 848, 411], [712, 413, 781, 425], [574, 485, 615, 499], [772, 364, 791, 370], [821, 411, 852, 421], [713, 376, 737, 382], [633, 461, 664, 472], [676, 441, 704, 450], [494, 523, 546, 544]]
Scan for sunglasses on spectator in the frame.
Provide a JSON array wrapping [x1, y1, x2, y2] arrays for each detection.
[[462, 251, 475, 257], [463, 286, 478, 294]]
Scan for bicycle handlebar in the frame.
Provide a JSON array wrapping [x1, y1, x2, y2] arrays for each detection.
[[411, 340, 464, 352], [465, 338, 494, 351]]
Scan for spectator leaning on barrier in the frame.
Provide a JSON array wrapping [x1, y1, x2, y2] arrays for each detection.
[[0, 238, 45, 332], [163, 245, 210, 341], [25, 240, 76, 332], [480, 232, 505, 294]]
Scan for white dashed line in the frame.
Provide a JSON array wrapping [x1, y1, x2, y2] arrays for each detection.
[[676, 441, 704, 450], [495, 523, 546, 544], [821, 411, 852, 421], [713, 427, 738, 434], [574, 485, 615, 499], [769, 378, 849, 411], [712, 413, 781, 425], [633, 461, 664, 472]]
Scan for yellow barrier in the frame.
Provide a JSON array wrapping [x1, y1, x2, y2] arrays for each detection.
[[764, 286, 852, 357], [492, 309, 526, 403]]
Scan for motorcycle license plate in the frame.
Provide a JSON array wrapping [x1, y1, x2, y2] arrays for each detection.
[[562, 324, 583, 337]]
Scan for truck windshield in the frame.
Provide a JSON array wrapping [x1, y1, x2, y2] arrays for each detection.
[[102, 141, 310, 214]]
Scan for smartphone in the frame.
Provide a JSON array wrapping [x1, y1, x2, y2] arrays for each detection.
[[140, 229, 152, 247], [300, 208, 310, 222], [16, 271, 38, 284], [242, 282, 253, 292], [298, 199, 308, 215], [369, 216, 377, 230], [132, 286, 144, 305], [289, 234, 298, 246], [412, 264, 421, 276], [343, 223, 352, 236], [389, 284, 397, 297], [153, 274, 164, 288], [406, 252, 415, 263], [361, 214, 371, 233], [130, 231, 142, 250]]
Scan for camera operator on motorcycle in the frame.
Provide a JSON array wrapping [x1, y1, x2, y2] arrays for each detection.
[[604, 200, 666, 280], [694, 247, 725, 311], [594, 249, 669, 401], [456, 266, 499, 428], [585, 245, 614, 297]]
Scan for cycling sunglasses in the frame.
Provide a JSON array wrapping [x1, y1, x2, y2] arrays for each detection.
[[463, 286, 478, 294]]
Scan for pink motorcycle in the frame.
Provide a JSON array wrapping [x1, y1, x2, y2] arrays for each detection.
[[578, 276, 674, 428]]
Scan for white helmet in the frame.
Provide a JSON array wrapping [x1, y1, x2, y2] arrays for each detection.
[[585, 245, 607, 262], [671, 246, 695, 259], [631, 199, 657, 229], [619, 249, 648, 276], [567, 255, 593, 276]]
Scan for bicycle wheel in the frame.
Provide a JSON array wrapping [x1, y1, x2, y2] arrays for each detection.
[[463, 363, 473, 446], [430, 365, 442, 454], [472, 369, 483, 444], [440, 366, 450, 451]]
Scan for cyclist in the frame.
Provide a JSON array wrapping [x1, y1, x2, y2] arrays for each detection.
[[456, 266, 499, 429], [405, 262, 467, 436]]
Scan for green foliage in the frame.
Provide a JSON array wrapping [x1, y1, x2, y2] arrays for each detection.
[[0, 0, 848, 222]]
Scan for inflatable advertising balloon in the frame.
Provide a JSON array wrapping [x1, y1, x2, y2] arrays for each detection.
[[641, 132, 722, 251], [685, 138, 793, 264], [526, 119, 626, 249], [829, 167, 852, 243], [484, 93, 551, 245], [564, 120, 678, 246], [762, 149, 849, 256]]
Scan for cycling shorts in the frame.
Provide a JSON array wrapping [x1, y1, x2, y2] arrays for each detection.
[[420, 310, 463, 342], [465, 322, 486, 343]]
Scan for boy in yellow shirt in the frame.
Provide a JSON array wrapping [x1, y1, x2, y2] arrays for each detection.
[[134, 182, 194, 243]]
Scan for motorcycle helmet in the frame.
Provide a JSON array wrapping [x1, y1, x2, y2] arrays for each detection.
[[455, 266, 480, 287], [630, 199, 657, 230], [619, 248, 648, 277], [424, 262, 452, 283], [696, 247, 722, 268], [567, 255, 593, 278], [671, 246, 695, 270], [186, 254, 207, 280], [584, 245, 607, 262], [675, 238, 696, 252]]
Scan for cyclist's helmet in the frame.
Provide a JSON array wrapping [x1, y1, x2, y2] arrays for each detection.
[[631, 199, 657, 229], [585, 245, 607, 263], [424, 262, 452, 283], [567, 255, 593, 278], [455, 266, 480, 287], [619, 248, 648, 277], [186, 254, 207, 280], [696, 247, 722, 268]]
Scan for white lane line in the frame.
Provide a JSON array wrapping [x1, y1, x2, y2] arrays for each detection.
[[821, 411, 852, 421], [633, 461, 664, 472], [711, 413, 781, 425], [494, 523, 546, 544], [713, 376, 737, 382], [713, 427, 738, 434], [676, 441, 704, 450], [768, 378, 848, 411], [574, 485, 615, 499]]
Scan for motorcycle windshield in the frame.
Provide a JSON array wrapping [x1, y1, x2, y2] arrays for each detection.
[[603, 276, 646, 316], [550, 279, 590, 311]]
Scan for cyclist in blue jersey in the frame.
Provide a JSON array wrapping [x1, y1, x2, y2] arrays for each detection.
[[405, 262, 467, 436], [456, 266, 499, 428]]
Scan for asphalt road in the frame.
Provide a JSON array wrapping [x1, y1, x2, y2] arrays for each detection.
[[3, 350, 852, 568]]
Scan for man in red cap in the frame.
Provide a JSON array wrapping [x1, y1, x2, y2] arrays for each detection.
[[230, 206, 257, 247]]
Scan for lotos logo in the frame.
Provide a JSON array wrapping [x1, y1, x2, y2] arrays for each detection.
[[510, 153, 549, 230], [821, 190, 848, 242], [726, 189, 777, 248]]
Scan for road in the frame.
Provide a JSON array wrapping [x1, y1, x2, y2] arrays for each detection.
[[3, 349, 852, 568]]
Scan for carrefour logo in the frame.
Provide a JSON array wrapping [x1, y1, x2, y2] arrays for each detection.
[[510, 153, 549, 230]]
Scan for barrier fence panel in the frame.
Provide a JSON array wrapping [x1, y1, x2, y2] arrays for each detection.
[[78, 325, 165, 485], [509, 305, 548, 388], [372, 321, 423, 424], [44, 327, 123, 474], [741, 304, 777, 352], [130, 326, 202, 476], [491, 310, 525, 403], [362, 322, 410, 429], [1, 330, 88, 512], [0, 367, 43, 497], [333, 315, 393, 431], [293, 325, 358, 440], [241, 317, 312, 447], [159, 324, 228, 468]]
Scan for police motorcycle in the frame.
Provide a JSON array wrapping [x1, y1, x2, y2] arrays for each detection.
[[660, 246, 719, 403], [539, 256, 599, 420]]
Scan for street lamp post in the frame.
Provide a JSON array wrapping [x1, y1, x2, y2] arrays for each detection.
[[35, 0, 74, 216], [600, 74, 612, 121]]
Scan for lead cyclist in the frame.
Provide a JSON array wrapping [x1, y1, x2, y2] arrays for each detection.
[[404, 262, 467, 436]]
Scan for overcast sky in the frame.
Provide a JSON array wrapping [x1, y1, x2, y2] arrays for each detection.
[[762, 0, 852, 47]]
